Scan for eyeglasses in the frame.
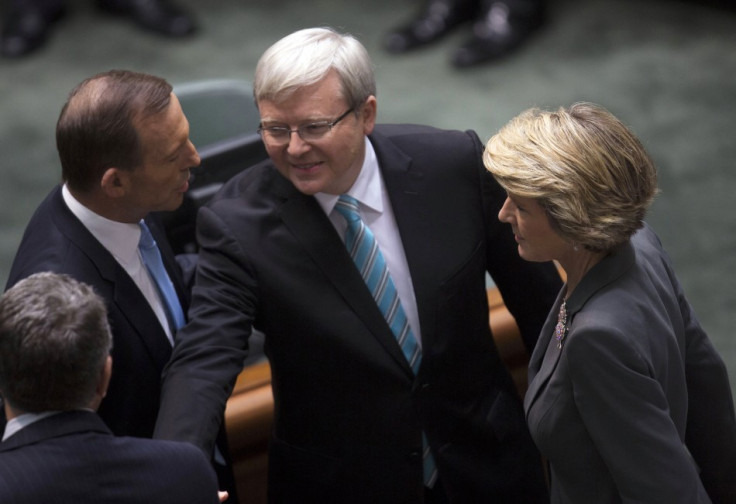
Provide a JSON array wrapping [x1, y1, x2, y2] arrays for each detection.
[[258, 108, 354, 146]]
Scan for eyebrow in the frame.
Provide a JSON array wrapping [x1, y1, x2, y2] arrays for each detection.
[[260, 116, 333, 127]]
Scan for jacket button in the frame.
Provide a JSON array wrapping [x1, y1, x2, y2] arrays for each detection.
[[408, 451, 422, 462]]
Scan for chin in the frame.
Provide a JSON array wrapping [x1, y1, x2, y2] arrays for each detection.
[[518, 247, 540, 262], [291, 179, 323, 196], [160, 196, 185, 212], [520, 251, 552, 263]]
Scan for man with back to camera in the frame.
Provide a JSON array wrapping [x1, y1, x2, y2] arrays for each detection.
[[5, 69, 236, 498], [155, 27, 563, 503], [0, 271, 221, 503]]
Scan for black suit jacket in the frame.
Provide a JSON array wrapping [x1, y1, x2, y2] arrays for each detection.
[[5, 185, 189, 438], [0, 410, 218, 503], [156, 124, 563, 502]]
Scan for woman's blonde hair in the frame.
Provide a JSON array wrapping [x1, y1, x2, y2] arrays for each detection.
[[484, 102, 658, 252]]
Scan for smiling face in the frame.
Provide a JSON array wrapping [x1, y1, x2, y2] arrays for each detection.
[[498, 193, 569, 263], [121, 93, 200, 218], [257, 70, 377, 196]]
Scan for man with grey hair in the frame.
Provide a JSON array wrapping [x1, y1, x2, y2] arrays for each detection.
[[156, 27, 562, 502], [0, 272, 220, 503]]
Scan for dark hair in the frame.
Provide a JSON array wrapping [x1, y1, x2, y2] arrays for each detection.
[[56, 70, 173, 193], [0, 272, 112, 412]]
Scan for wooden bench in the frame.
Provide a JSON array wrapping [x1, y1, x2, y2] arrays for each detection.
[[223, 286, 529, 504]]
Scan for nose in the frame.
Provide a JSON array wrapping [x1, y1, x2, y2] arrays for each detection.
[[286, 131, 311, 157], [498, 197, 513, 223], [187, 140, 201, 168]]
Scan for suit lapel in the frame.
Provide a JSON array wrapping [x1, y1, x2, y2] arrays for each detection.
[[50, 189, 173, 369], [369, 131, 438, 351], [524, 243, 636, 413], [111, 272, 173, 367], [276, 177, 415, 377], [523, 290, 566, 413], [372, 133, 427, 278]]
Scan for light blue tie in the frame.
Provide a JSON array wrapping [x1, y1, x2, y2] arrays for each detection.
[[335, 195, 438, 487], [335, 195, 421, 372], [138, 221, 186, 333]]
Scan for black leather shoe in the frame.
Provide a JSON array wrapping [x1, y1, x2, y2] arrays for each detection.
[[97, 0, 195, 37], [451, 0, 544, 68], [1, 5, 65, 58], [383, 0, 478, 53]]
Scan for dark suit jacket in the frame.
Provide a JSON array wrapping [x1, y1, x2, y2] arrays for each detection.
[[0, 410, 218, 503], [5, 185, 189, 438], [524, 224, 736, 504], [156, 124, 562, 502]]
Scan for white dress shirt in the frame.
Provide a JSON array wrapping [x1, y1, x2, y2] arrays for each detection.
[[314, 137, 423, 347], [61, 185, 174, 345]]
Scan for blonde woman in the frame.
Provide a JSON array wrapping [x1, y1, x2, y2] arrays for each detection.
[[484, 102, 736, 504]]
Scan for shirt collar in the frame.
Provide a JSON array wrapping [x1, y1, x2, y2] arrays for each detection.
[[2, 411, 60, 441], [314, 137, 383, 215], [62, 184, 142, 267]]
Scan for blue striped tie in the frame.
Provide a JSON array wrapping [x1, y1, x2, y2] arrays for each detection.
[[335, 195, 438, 486], [139, 220, 186, 333]]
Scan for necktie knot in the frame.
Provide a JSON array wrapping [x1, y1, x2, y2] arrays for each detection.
[[139, 221, 157, 250], [335, 194, 361, 224]]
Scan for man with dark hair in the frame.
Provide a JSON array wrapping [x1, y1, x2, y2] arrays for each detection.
[[9, 68, 196, 439], [0, 272, 220, 503], [5, 69, 235, 497]]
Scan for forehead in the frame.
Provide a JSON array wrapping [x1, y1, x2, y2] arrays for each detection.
[[509, 193, 538, 206], [258, 72, 345, 121], [135, 95, 185, 150]]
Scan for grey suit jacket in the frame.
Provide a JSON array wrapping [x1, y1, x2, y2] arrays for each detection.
[[0, 410, 218, 503], [525, 224, 736, 504], [156, 124, 563, 502]]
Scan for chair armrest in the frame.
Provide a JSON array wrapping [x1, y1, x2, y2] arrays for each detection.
[[225, 361, 273, 456]]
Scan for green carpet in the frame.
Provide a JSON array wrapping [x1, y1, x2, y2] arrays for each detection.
[[1, 0, 734, 393]]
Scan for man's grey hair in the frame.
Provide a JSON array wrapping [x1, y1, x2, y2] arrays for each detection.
[[0, 272, 112, 412]]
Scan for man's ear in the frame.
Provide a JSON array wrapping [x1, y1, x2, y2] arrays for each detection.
[[100, 355, 112, 398], [90, 355, 113, 411], [100, 167, 128, 199], [361, 95, 377, 136]]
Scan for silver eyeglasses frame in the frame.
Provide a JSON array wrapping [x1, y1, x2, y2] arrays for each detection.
[[258, 108, 355, 145]]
